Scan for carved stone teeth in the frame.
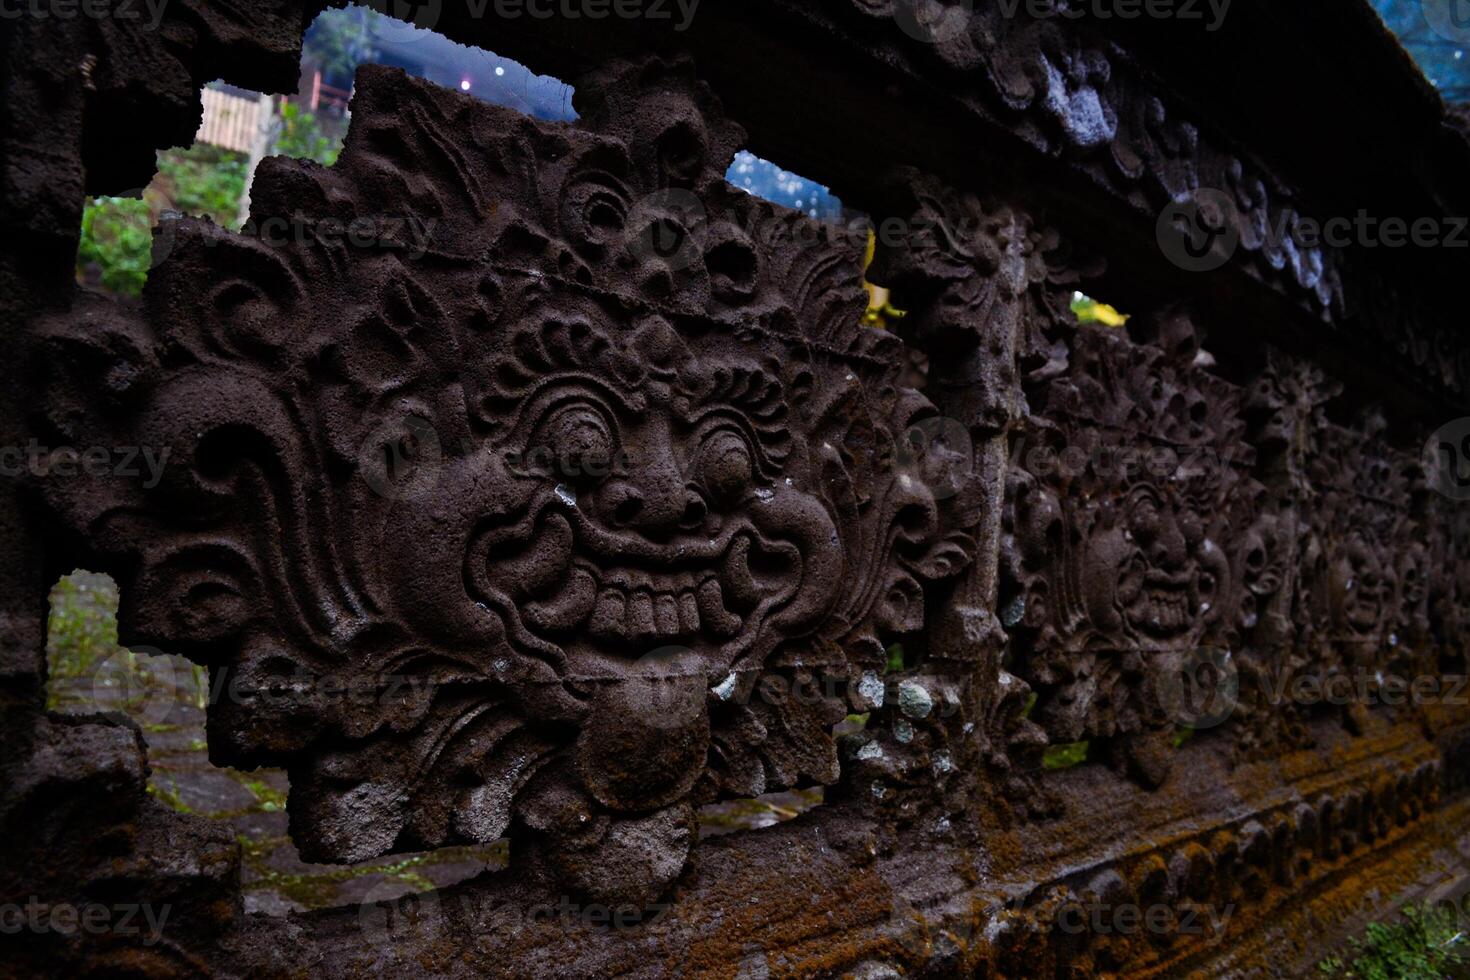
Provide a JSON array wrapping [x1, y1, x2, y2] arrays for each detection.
[[696, 578, 742, 638], [566, 568, 747, 643], [655, 593, 681, 636], [628, 590, 656, 640], [678, 590, 701, 634], [524, 567, 598, 633], [589, 589, 628, 642], [1143, 591, 1189, 632]]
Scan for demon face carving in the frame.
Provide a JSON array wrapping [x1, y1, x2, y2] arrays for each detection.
[[32, 61, 969, 904], [455, 312, 840, 677], [1081, 480, 1225, 645], [1002, 322, 1259, 779]]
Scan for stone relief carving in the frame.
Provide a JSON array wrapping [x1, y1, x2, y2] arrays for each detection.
[[857, 169, 1088, 823], [30, 59, 972, 904], [8, 7, 1470, 973], [1001, 312, 1263, 786]]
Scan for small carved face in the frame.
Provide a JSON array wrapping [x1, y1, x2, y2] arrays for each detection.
[[1235, 508, 1289, 634], [1085, 484, 1220, 644], [1330, 534, 1390, 636], [1397, 541, 1428, 624]]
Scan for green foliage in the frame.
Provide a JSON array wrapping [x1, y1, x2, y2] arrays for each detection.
[[883, 643, 906, 674], [275, 102, 344, 167], [1042, 740, 1090, 770], [303, 6, 382, 79], [76, 196, 153, 297], [46, 571, 209, 714], [155, 143, 248, 227], [76, 144, 248, 297], [1318, 902, 1467, 979], [45, 573, 123, 700]]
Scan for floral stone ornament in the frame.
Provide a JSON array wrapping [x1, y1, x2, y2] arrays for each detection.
[[30, 59, 973, 904]]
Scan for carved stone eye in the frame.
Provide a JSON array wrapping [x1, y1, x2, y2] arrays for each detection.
[[699, 430, 753, 506], [536, 405, 614, 481], [1244, 535, 1268, 575], [561, 178, 630, 254]]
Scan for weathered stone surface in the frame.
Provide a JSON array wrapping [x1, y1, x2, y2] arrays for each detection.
[[31, 59, 972, 906], [5, 2, 1470, 976]]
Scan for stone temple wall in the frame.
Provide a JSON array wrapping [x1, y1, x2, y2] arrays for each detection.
[[3, 2, 1469, 976]]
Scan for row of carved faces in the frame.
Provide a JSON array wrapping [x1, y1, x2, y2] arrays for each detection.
[[997, 323, 1463, 773]]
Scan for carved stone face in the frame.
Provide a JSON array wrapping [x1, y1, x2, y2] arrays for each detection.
[[1001, 326, 1258, 773], [1079, 480, 1226, 648], [1235, 505, 1290, 638], [1396, 540, 1428, 631], [1330, 533, 1391, 637], [450, 311, 841, 677], [1110, 486, 1203, 640], [33, 63, 968, 899]]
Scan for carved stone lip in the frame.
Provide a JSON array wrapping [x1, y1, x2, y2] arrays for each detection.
[[1345, 592, 1384, 632], [1121, 567, 1198, 637], [557, 501, 748, 566], [486, 495, 805, 665]]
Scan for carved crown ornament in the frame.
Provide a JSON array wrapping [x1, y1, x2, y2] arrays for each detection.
[[30, 58, 979, 904]]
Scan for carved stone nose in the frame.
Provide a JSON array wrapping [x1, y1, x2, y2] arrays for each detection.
[[1149, 513, 1187, 568], [599, 477, 701, 535]]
